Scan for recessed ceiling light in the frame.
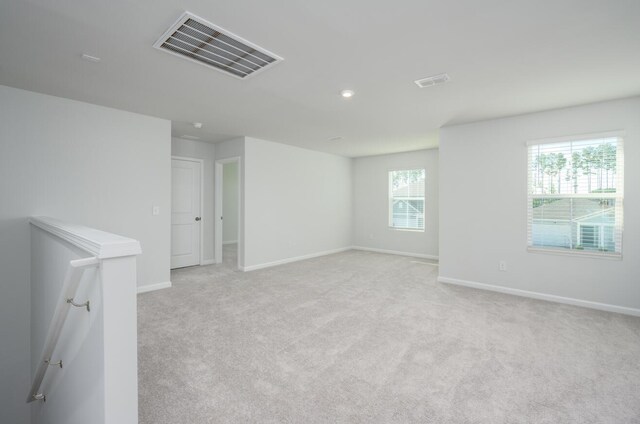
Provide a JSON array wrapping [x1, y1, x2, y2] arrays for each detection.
[[81, 53, 101, 63], [340, 89, 355, 98], [414, 73, 450, 88], [193, 122, 203, 129], [328, 136, 344, 142]]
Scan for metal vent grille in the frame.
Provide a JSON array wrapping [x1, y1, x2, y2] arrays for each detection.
[[154, 12, 283, 79], [414, 73, 450, 88]]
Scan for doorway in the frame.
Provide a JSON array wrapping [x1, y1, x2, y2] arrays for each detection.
[[171, 157, 203, 269], [215, 157, 240, 269]]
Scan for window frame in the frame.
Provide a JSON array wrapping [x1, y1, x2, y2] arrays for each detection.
[[388, 168, 426, 231], [526, 131, 624, 259]]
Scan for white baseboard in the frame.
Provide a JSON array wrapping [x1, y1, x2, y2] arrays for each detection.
[[201, 259, 215, 265], [438, 276, 640, 317], [137, 281, 172, 294], [242, 247, 352, 272], [351, 246, 439, 261], [223, 240, 238, 245]]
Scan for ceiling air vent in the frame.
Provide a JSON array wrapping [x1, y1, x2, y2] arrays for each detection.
[[414, 73, 450, 88], [154, 12, 283, 79]]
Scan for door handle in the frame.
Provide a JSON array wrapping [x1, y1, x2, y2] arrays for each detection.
[[195, 217, 201, 221]]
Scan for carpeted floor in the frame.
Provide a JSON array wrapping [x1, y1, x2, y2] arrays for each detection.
[[138, 245, 640, 423]]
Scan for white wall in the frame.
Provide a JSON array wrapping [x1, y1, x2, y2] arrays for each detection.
[[215, 137, 245, 160], [243, 137, 352, 270], [439, 96, 640, 312], [171, 137, 216, 262], [0, 85, 171, 423], [352, 149, 439, 258], [222, 162, 239, 243]]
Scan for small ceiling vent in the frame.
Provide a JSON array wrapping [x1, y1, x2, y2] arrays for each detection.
[[414, 73, 450, 88], [154, 12, 283, 79]]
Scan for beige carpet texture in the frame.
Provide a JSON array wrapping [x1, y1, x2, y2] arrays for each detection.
[[138, 246, 640, 423]]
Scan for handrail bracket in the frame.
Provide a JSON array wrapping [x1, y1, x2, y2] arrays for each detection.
[[45, 359, 63, 368], [67, 298, 90, 312], [32, 393, 46, 402]]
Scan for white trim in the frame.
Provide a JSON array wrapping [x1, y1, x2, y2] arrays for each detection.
[[527, 246, 622, 260], [530, 193, 617, 199], [388, 227, 426, 233], [201, 259, 215, 265], [437, 276, 640, 317], [172, 155, 205, 163], [242, 247, 351, 272], [216, 157, 242, 164], [171, 156, 205, 266], [526, 130, 625, 146], [137, 281, 172, 294], [223, 240, 238, 245], [30, 216, 141, 259], [410, 260, 439, 266], [351, 246, 439, 260]]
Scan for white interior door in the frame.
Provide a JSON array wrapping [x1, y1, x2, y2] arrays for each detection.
[[171, 158, 202, 269]]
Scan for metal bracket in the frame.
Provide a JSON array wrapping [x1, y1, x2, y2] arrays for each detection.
[[32, 393, 46, 402], [66, 298, 90, 312], [45, 359, 63, 369]]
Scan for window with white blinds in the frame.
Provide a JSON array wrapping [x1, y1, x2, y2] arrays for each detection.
[[389, 169, 425, 230], [527, 133, 624, 257]]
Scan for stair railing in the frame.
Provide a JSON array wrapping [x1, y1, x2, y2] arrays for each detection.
[[27, 256, 100, 403]]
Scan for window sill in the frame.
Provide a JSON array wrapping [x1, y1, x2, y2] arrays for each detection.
[[388, 227, 425, 233], [527, 247, 622, 260]]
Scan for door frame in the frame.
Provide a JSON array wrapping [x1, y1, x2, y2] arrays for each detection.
[[215, 156, 241, 269], [171, 156, 205, 267]]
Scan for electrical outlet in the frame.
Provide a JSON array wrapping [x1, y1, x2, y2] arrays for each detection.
[[499, 261, 507, 271], [152, 206, 160, 216]]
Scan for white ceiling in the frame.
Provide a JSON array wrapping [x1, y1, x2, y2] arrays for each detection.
[[1, 0, 639, 157]]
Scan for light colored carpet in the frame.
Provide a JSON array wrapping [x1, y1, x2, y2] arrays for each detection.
[[138, 246, 640, 423]]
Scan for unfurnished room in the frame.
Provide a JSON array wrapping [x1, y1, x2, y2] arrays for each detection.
[[0, 1, 639, 423]]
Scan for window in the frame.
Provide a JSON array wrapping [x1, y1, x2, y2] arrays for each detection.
[[527, 133, 624, 257], [389, 169, 425, 230]]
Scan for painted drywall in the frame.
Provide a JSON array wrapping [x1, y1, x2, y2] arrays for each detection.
[[171, 137, 216, 262], [222, 162, 239, 243], [243, 137, 352, 269], [0, 85, 170, 423], [352, 149, 439, 258], [439, 96, 640, 311], [215, 137, 245, 160]]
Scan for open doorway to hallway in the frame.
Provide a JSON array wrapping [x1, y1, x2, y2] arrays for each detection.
[[215, 157, 240, 269]]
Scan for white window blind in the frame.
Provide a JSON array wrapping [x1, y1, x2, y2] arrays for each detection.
[[527, 134, 624, 257], [389, 169, 426, 230]]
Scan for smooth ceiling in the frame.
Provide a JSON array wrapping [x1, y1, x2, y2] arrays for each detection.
[[1, 0, 639, 157]]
